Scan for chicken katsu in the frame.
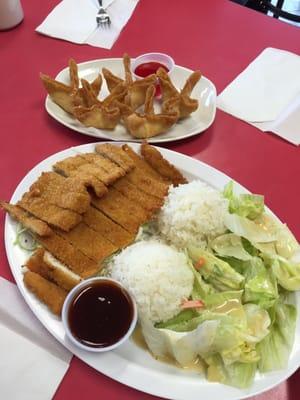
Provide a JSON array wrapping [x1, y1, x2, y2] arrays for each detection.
[[28, 171, 91, 214], [95, 143, 135, 172], [91, 187, 150, 234], [122, 144, 165, 182], [23, 271, 67, 316], [37, 232, 100, 278], [0, 201, 52, 237], [141, 143, 187, 186], [53, 156, 109, 197], [83, 206, 134, 248], [78, 152, 125, 183], [57, 222, 117, 263], [113, 177, 163, 212], [25, 248, 81, 291], [1, 143, 189, 317], [18, 191, 82, 232]]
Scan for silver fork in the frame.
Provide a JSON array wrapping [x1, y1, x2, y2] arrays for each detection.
[[96, 0, 111, 28]]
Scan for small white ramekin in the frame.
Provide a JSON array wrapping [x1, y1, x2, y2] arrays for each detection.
[[62, 277, 138, 353], [131, 52, 175, 80]]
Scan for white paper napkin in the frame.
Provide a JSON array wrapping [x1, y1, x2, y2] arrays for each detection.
[[0, 277, 72, 400], [36, 0, 139, 49], [217, 48, 300, 145]]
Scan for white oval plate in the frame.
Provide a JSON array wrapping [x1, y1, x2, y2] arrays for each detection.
[[45, 58, 217, 143], [4, 143, 300, 400]]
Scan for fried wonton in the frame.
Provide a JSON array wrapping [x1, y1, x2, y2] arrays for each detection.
[[72, 79, 125, 129], [157, 67, 201, 118], [124, 85, 179, 139], [40, 58, 102, 115], [103, 53, 157, 111]]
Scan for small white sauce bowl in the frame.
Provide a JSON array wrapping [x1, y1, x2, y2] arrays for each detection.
[[62, 277, 138, 353], [131, 52, 175, 80]]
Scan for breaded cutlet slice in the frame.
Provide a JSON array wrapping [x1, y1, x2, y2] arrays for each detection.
[[57, 222, 118, 263], [122, 144, 165, 182], [23, 271, 67, 316], [91, 188, 150, 234], [37, 232, 100, 278], [28, 172, 90, 214], [18, 190, 82, 232], [95, 143, 135, 172], [141, 143, 188, 186], [0, 201, 52, 237], [53, 156, 108, 197], [78, 153, 125, 183], [126, 168, 169, 199], [113, 177, 163, 212], [83, 206, 134, 248], [26, 248, 81, 291]]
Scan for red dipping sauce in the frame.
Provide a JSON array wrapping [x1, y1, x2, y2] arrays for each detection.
[[134, 62, 169, 96], [134, 61, 169, 77]]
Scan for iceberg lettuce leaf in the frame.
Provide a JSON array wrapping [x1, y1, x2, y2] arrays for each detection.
[[223, 181, 264, 220], [257, 302, 296, 372], [205, 353, 257, 388], [210, 233, 253, 261], [188, 246, 245, 291], [243, 257, 278, 309], [267, 255, 300, 291], [224, 213, 276, 243]]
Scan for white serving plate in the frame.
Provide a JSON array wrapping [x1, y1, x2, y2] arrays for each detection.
[[4, 143, 300, 400], [45, 58, 216, 143]]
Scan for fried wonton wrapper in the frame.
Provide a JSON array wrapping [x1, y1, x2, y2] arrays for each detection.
[[157, 67, 201, 118], [124, 85, 179, 139], [40, 58, 102, 115], [72, 79, 125, 129], [103, 53, 157, 111]]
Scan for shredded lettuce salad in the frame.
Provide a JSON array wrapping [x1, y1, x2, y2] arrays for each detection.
[[14, 223, 38, 251], [141, 182, 299, 388]]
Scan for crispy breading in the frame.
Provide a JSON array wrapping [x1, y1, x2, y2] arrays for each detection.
[[58, 222, 117, 263], [113, 177, 163, 212], [23, 271, 67, 316], [54, 155, 87, 175], [157, 67, 201, 118], [0, 201, 52, 237], [78, 153, 125, 183], [26, 248, 81, 291], [53, 156, 108, 197], [102, 54, 156, 110], [95, 143, 135, 172], [141, 143, 188, 186], [40, 73, 75, 114], [54, 153, 125, 187], [73, 103, 120, 130], [83, 206, 134, 248], [91, 188, 150, 233], [126, 168, 169, 199], [18, 191, 82, 232], [29, 172, 90, 214], [37, 232, 99, 278], [43, 251, 81, 291], [25, 248, 50, 279], [54, 154, 116, 189], [122, 144, 165, 182], [102, 67, 123, 92], [124, 85, 179, 139]]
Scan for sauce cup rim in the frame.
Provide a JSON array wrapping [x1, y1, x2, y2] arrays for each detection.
[[131, 52, 175, 80], [62, 276, 138, 353]]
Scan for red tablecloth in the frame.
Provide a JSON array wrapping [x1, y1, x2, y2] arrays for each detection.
[[1, 0, 300, 399]]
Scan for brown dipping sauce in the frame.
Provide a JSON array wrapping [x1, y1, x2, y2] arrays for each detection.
[[68, 280, 134, 348]]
